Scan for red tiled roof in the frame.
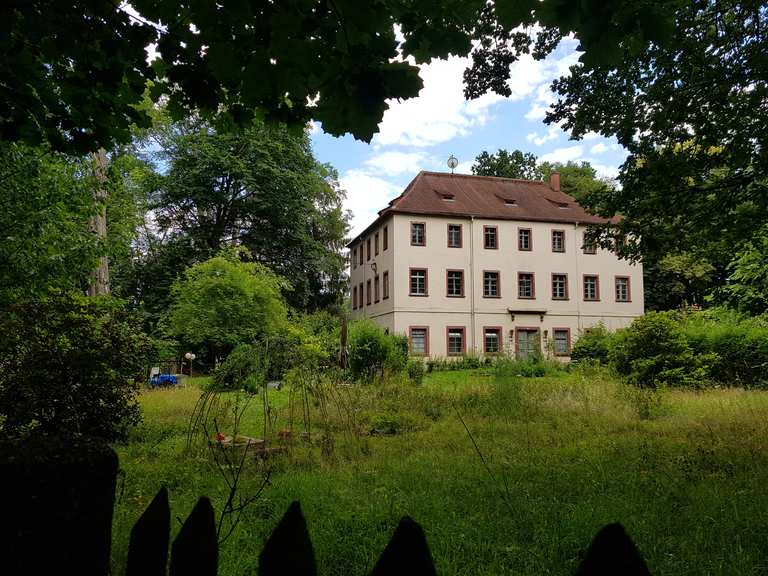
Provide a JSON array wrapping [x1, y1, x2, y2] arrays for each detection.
[[348, 171, 612, 246]]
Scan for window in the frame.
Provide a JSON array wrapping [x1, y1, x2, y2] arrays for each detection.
[[552, 230, 565, 252], [359, 283, 363, 306], [409, 268, 427, 296], [583, 232, 597, 254], [583, 275, 599, 301], [553, 328, 571, 356], [409, 327, 428, 355], [518, 272, 535, 299], [366, 279, 372, 305], [551, 273, 568, 300], [383, 271, 389, 299], [366, 238, 371, 261], [615, 276, 631, 302], [483, 271, 500, 298], [446, 270, 464, 297], [375, 232, 379, 255], [411, 222, 426, 246], [359, 247, 363, 266], [447, 327, 465, 356], [484, 226, 498, 249], [447, 224, 462, 248], [383, 226, 388, 251], [484, 327, 502, 354], [352, 247, 357, 269], [374, 275, 380, 302], [352, 285, 357, 309], [518, 228, 532, 251]]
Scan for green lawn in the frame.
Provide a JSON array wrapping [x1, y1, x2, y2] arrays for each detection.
[[112, 369, 768, 575]]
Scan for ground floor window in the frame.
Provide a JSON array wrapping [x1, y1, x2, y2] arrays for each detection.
[[552, 328, 571, 356], [447, 327, 465, 356], [484, 327, 501, 354], [409, 327, 428, 355]]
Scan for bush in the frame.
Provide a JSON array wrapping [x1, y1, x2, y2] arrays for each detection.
[[426, 354, 487, 372], [212, 343, 266, 392], [407, 358, 425, 385], [609, 311, 711, 388], [682, 308, 768, 388], [0, 292, 153, 441], [571, 323, 612, 363], [348, 319, 407, 381], [493, 355, 566, 378]]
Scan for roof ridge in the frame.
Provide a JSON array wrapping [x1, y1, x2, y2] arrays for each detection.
[[420, 170, 548, 185]]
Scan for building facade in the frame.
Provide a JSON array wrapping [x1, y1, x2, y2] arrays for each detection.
[[348, 171, 643, 359]]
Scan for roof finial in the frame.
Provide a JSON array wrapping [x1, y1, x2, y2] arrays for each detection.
[[447, 154, 458, 174]]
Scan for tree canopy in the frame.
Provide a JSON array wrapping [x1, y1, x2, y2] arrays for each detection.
[[131, 119, 349, 317], [472, 149, 540, 180], [3, 1, 679, 154], [163, 250, 288, 362], [0, 142, 147, 306], [470, 149, 609, 202]]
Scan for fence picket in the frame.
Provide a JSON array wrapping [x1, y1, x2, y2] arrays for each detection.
[[258, 500, 316, 576], [370, 516, 436, 576], [575, 522, 651, 576], [127, 486, 170, 576], [170, 497, 218, 576]]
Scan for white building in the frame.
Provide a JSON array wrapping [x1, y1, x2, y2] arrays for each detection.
[[348, 171, 643, 359]]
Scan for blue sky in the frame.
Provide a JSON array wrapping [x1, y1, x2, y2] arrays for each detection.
[[309, 37, 627, 238]]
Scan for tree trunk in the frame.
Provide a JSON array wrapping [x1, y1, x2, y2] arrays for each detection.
[[87, 148, 110, 296]]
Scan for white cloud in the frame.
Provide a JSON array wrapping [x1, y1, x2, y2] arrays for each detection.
[[364, 151, 426, 176], [588, 162, 620, 180], [539, 145, 584, 164], [453, 160, 475, 174], [582, 132, 601, 140], [340, 170, 403, 237], [526, 125, 561, 146], [373, 56, 504, 148], [590, 142, 608, 154], [524, 104, 548, 121]]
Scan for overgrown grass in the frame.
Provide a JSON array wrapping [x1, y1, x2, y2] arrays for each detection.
[[112, 370, 768, 575]]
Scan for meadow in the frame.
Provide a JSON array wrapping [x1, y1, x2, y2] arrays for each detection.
[[112, 367, 768, 575]]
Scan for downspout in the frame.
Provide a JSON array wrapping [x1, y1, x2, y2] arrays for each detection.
[[469, 216, 476, 354], [574, 222, 582, 332]]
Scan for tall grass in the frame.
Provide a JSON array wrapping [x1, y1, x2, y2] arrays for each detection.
[[112, 371, 768, 575]]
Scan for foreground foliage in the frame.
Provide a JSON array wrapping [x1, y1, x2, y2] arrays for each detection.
[[0, 292, 153, 440], [113, 369, 768, 575]]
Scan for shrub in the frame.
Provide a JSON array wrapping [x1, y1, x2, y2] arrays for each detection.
[[212, 343, 266, 392], [426, 354, 486, 372], [407, 358, 425, 385], [682, 308, 768, 388], [571, 323, 613, 364], [493, 355, 566, 378], [348, 319, 406, 381], [609, 311, 711, 388], [0, 292, 153, 441]]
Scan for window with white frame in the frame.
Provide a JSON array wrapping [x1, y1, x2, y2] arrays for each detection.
[[447, 327, 465, 356], [410, 269, 427, 296], [483, 271, 499, 297]]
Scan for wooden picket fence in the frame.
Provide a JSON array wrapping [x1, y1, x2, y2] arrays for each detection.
[[2, 439, 652, 575], [127, 487, 652, 576]]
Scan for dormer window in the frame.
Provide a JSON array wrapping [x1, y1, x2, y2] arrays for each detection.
[[504, 199, 517, 206], [546, 198, 569, 209], [441, 193, 455, 201]]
